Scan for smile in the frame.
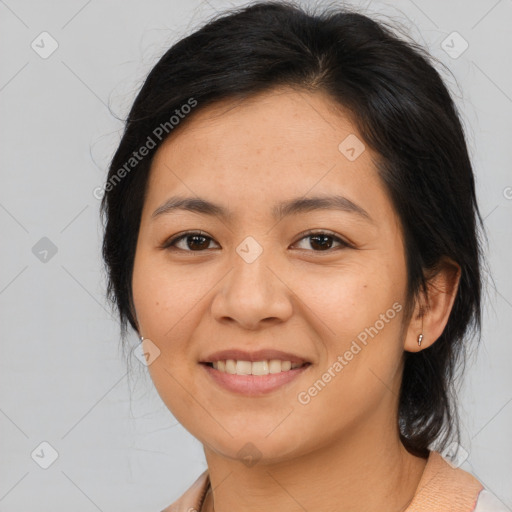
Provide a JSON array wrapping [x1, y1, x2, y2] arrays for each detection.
[[208, 359, 307, 375], [200, 361, 312, 395]]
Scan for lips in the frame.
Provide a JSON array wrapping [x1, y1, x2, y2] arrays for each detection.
[[201, 358, 311, 395], [200, 348, 310, 365]]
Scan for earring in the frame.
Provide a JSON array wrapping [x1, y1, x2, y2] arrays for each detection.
[[418, 308, 424, 347]]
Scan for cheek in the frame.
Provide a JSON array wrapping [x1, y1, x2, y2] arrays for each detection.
[[297, 257, 406, 392], [132, 253, 206, 421], [132, 251, 208, 339], [300, 259, 402, 336]]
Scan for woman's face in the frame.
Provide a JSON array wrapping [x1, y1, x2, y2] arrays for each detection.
[[132, 87, 417, 463]]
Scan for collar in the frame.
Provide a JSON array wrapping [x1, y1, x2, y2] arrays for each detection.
[[161, 450, 484, 512]]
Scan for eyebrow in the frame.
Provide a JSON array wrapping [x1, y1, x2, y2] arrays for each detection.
[[151, 194, 373, 223]]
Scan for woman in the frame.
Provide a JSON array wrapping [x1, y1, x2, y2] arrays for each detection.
[[100, 2, 507, 510]]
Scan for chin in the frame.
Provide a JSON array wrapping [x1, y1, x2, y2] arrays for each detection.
[[201, 427, 313, 466]]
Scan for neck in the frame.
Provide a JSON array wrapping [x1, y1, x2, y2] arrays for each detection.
[[202, 416, 428, 512]]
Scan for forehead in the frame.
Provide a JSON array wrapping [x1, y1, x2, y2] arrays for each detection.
[[144, 87, 395, 226], [156, 87, 363, 166]]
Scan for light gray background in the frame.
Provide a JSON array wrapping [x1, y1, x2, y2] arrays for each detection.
[[1, 0, 511, 510]]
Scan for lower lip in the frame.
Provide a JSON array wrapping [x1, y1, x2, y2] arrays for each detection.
[[200, 363, 311, 396]]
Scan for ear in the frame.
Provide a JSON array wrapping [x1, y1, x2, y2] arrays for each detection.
[[404, 257, 461, 352]]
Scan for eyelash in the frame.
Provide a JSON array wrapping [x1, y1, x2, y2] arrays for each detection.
[[161, 229, 351, 253]]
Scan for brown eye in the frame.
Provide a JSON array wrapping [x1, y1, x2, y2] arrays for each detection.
[[293, 231, 350, 252], [162, 230, 350, 253], [163, 231, 219, 251]]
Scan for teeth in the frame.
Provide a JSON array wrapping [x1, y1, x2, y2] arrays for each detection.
[[250, 360, 268, 375], [236, 360, 252, 375], [211, 359, 304, 375], [225, 359, 236, 374]]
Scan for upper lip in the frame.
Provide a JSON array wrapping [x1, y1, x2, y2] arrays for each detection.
[[201, 349, 310, 365]]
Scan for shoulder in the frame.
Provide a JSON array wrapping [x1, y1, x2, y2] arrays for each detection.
[[473, 489, 510, 512], [159, 469, 210, 512], [405, 451, 484, 511], [407, 451, 509, 512]]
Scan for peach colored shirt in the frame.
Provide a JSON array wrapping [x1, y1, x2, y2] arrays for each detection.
[[160, 451, 505, 512]]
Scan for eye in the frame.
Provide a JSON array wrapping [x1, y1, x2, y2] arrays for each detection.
[[161, 231, 219, 252], [161, 229, 351, 253], [292, 230, 351, 252]]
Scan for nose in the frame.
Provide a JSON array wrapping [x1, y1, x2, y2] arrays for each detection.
[[210, 247, 294, 330]]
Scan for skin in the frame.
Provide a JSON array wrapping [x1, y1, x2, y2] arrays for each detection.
[[131, 86, 461, 512]]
